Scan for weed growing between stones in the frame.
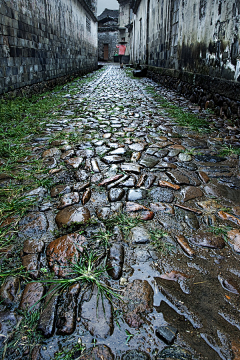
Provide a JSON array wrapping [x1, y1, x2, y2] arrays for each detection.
[[92, 229, 113, 250], [149, 228, 175, 254], [1, 309, 42, 359], [209, 225, 232, 242], [36, 250, 122, 310], [144, 85, 210, 132], [103, 213, 143, 238], [54, 339, 86, 360], [219, 144, 240, 157], [0, 264, 31, 286]]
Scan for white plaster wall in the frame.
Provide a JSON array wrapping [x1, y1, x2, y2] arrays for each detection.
[[130, 0, 240, 81]]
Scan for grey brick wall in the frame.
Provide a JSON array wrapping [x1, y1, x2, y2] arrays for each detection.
[[0, 0, 98, 95]]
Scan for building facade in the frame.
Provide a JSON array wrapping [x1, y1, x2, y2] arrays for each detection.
[[98, 9, 119, 62], [130, 0, 240, 83], [0, 0, 98, 95]]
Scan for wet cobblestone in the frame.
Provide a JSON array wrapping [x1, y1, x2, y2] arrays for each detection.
[[1, 64, 240, 360]]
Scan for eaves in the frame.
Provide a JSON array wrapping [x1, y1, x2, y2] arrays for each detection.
[[77, 0, 98, 22], [131, 0, 141, 14]]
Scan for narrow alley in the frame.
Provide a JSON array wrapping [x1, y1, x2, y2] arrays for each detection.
[[1, 64, 240, 360]]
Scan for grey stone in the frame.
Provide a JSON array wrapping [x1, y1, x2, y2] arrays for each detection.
[[150, 187, 174, 203], [81, 285, 113, 338], [130, 226, 151, 244], [102, 155, 124, 164], [139, 155, 159, 168], [108, 188, 125, 202], [127, 189, 146, 201], [156, 325, 178, 344]]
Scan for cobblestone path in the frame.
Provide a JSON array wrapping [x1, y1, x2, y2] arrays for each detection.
[[1, 64, 240, 360]]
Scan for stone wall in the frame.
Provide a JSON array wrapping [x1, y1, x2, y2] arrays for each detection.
[[147, 66, 240, 123], [0, 0, 98, 95]]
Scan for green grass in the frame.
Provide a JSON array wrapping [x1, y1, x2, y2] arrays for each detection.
[[1, 309, 42, 359], [92, 229, 113, 250], [0, 68, 105, 253], [145, 85, 210, 132], [36, 250, 122, 311], [149, 228, 175, 254], [209, 225, 232, 242], [54, 340, 86, 360], [103, 213, 143, 238], [219, 144, 240, 156]]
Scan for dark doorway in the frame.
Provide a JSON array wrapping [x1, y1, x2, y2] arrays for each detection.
[[104, 44, 109, 61]]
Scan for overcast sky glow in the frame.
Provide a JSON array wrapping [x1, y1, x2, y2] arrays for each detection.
[[97, 0, 119, 15]]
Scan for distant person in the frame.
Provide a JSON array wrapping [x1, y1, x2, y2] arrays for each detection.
[[116, 39, 127, 68]]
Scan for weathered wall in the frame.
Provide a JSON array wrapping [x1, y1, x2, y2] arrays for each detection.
[[98, 30, 119, 61], [0, 0, 98, 95], [118, 1, 131, 56], [129, 0, 240, 120], [131, 0, 240, 82]]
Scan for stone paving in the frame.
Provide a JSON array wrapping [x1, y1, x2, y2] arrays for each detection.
[[1, 64, 240, 360]]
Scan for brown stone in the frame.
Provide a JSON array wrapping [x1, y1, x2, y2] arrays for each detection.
[[232, 340, 240, 360], [19, 282, 44, 311], [22, 254, 39, 278], [23, 239, 44, 254], [159, 180, 180, 190], [46, 233, 85, 277], [198, 171, 210, 183], [136, 174, 147, 187], [150, 202, 174, 214], [57, 192, 79, 209], [125, 202, 154, 221], [80, 345, 114, 360], [49, 167, 62, 174], [42, 148, 61, 158], [0, 276, 20, 305], [227, 229, 240, 253], [189, 232, 225, 249], [99, 174, 123, 186], [55, 205, 90, 228], [131, 151, 141, 162], [121, 163, 141, 174], [183, 186, 203, 202], [169, 144, 186, 150], [82, 188, 91, 205], [65, 156, 83, 168], [121, 280, 153, 328], [160, 270, 190, 281], [0, 173, 13, 180], [61, 149, 75, 160], [175, 235, 196, 257], [50, 185, 71, 197], [218, 211, 240, 226], [56, 283, 80, 335], [174, 204, 202, 215]]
